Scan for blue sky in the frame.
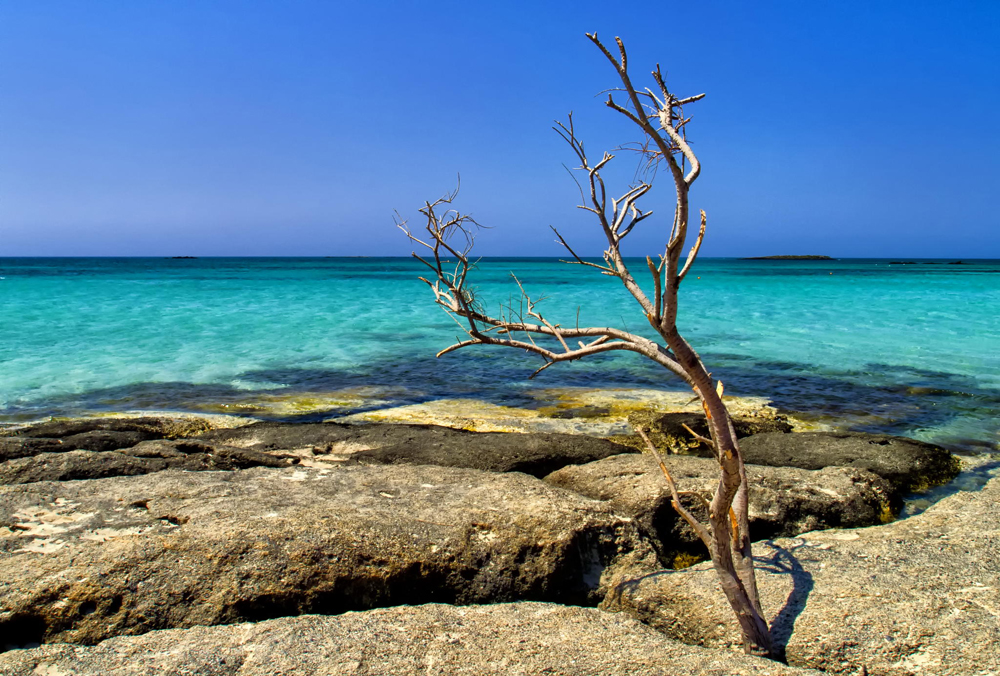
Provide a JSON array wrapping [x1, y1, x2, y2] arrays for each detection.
[[1, 1, 998, 257]]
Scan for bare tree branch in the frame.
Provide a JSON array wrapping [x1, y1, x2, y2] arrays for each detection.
[[678, 210, 707, 281], [399, 34, 775, 659], [681, 421, 716, 450], [551, 226, 617, 275], [636, 426, 713, 548]]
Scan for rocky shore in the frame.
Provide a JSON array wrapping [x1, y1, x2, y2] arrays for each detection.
[[0, 396, 991, 675]]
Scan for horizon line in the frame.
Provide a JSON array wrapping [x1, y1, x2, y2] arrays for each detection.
[[2, 255, 999, 261]]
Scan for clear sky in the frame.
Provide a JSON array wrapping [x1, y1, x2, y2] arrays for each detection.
[[1, 1, 998, 257]]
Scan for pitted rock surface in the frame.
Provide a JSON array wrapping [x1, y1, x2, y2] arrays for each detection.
[[0, 446, 291, 485], [8, 416, 219, 440], [198, 421, 634, 477], [0, 603, 821, 675], [0, 438, 68, 462], [601, 475, 1000, 675], [0, 465, 655, 646], [0, 451, 167, 485], [738, 431, 959, 493], [545, 453, 897, 565], [0, 417, 257, 479]]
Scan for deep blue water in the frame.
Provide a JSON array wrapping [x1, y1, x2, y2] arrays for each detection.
[[1, 257, 998, 453]]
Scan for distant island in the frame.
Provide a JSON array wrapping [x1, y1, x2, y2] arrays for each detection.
[[742, 255, 834, 260]]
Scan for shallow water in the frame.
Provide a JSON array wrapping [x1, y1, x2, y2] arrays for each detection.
[[0, 257, 997, 453]]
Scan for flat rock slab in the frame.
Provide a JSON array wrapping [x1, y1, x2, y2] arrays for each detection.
[[198, 421, 635, 478], [0, 465, 655, 646], [7, 416, 223, 440], [0, 446, 291, 485], [546, 454, 897, 566], [0, 433, 159, 461], [0, 438, 69, 462], [333, 388, 783, 438], [602, 476, 1000, 675], [0, 416, 247, 463], [738, 432, 960, 493], [0, 451, 166, 485], [0, 602, 821, 675]]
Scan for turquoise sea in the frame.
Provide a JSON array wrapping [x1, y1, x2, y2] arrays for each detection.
[[1, 257, 998, 454]]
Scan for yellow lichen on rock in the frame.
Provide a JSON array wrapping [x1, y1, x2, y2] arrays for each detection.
[[672, 552, 707, 569], [190, 387, 416, 418], [333, 399, 550, 433], [331, 387, 792, 440]]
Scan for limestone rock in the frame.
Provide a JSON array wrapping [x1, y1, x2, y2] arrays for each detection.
[[545, 454, 897, 566], [199, 422, 634, 478], [738, 431, 960, 493], [0, 603, 820, 675], [0, 465, 655, 646], [346, 431, 634, 478], [0, 451, 166, 485], [1, 419, 632, 484], [10, 416, 222, 440], [0, 438, 67, 462], [0, 416, 248, 464], [0, 444, 291, 485], [333, 398, 598, 434], [602, 476, 1000, 675], [197, 420, 428, 451], [56, 430, 159, 453], [332, 388, 784, 438], [119, 439, 215, 459], [118, 439, 291, 471], [164, 447, 291, 472]]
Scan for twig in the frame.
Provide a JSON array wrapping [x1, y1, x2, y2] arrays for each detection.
[[635, 426, 712, 548]]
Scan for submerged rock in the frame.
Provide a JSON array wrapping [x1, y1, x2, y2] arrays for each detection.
[[602, 475, 1000, 675], [0, 465, 655, 646], [0, 603, 820, 675], [545, 453, 897, 566], [198, 421, 634, 477], [738, 431, 960, 493]]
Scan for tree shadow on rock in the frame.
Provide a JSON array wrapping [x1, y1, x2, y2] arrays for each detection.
[[755, 541, 814, 663]]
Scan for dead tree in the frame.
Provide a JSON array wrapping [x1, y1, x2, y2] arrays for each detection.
[[397, 33, 774, 658]]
